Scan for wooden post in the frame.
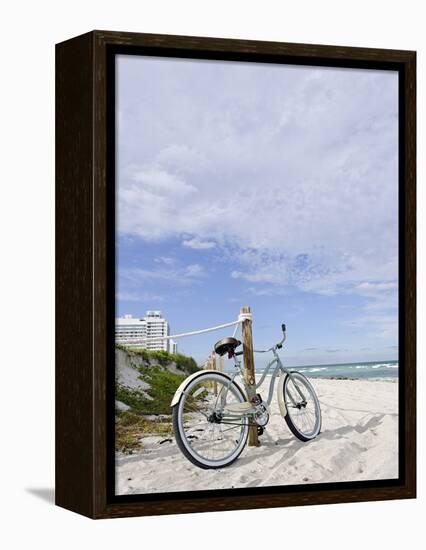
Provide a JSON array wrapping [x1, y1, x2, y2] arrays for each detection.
[[212, 351, 218, 395], [219, 355, 224, 373], [240, 306, 259, 446]]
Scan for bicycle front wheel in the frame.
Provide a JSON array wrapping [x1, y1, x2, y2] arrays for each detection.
[[173, 372, 249, 469], [283, 372, 321, 441]]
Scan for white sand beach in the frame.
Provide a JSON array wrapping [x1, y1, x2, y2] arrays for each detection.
[[116, 377, 398, 495]]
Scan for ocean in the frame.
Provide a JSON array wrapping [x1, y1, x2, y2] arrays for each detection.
[[255, 360, 399, 379], [295, 360, 398, 379]]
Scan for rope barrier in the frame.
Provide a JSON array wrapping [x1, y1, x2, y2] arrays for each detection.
[[117, 312, 253, 345]]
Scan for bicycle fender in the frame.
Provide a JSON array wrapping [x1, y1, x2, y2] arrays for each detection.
[[277, 371, 288, 417], [170, 370, 234, 407]]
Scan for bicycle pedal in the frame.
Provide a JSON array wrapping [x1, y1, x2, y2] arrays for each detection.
[[257, 426, 264, 436]]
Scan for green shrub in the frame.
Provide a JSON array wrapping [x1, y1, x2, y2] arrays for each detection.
[[116, 368, 186, 415], [123, 347, 200, 375]]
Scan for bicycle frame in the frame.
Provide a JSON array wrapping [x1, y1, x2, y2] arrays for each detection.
[[220, 347, 307, 417], [228, 353, 283, 408], [171, 329, 307, 417]]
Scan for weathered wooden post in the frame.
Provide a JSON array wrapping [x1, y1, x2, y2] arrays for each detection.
[[240, 306, 259, 446], [212, 351, 218, 396], [219, 354, 224, 373]]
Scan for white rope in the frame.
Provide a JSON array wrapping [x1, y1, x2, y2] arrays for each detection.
[[238, 312, 253, 323], [232, 312, 252, 338], [118, 312, 253, 345]]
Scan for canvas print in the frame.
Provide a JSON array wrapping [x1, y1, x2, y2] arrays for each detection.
[[114, 54, 399, 496]]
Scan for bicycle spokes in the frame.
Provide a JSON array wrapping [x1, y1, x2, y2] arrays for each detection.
[[175, 374, 249, 468]]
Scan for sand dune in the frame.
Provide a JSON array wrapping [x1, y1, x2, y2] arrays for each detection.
[[116, 378, 398, 495]]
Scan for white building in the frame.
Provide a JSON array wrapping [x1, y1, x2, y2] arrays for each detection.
[[115, 311, 177, 353]]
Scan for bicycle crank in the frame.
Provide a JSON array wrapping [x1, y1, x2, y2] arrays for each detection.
[[253, 394, 270, 428]]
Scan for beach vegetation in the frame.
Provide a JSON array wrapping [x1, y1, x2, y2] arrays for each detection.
[[115, 347, 202, 453], [125, 347, 200, 374], [116, 368, 186, 414], [115, 410, 173, 453]]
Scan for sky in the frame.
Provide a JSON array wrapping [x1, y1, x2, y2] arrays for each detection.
[[116, 54, 399, 368]]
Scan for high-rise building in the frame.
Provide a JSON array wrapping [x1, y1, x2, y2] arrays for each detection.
[[115, 310, 177, 353]]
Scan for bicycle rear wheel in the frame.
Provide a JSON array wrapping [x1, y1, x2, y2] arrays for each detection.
[[283, 372, 321, 441], [172, 372, 249, 469]]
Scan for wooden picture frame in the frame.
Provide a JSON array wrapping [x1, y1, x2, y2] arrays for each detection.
[[56, 30, 416, 519]]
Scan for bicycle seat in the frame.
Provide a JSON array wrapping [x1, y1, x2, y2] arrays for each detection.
[[214, 337, 242, 356]]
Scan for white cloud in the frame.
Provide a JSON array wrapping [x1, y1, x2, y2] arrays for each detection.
[[116, 291, 164, 303], [156, 144, 208, 173], [154, 256, 175, 265], [182, 236, 216, 250], [356, 281, 398, 294], [120, 263, 206, 286], [346, 313, 398, 340], [184, 263, 205, 277], [131, 168, 196, 194], [117, 57, 399, 310]]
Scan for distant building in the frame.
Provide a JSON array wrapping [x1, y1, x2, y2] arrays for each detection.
[[115, 310, 177, 353]]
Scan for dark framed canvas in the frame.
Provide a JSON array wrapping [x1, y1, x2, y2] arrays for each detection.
[[56, 30, 416, 519]]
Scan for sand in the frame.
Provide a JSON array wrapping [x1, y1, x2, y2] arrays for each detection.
[[116, 377, 398, 495]]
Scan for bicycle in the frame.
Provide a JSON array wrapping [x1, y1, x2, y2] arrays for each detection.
[[171, 324, 322, 469]]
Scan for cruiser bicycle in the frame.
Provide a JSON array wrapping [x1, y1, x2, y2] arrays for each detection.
[[171, 324, 321, 469]]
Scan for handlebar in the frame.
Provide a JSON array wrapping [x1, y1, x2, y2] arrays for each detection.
[[253, 323, 286, 354]]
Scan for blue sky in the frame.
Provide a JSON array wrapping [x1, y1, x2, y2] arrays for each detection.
[[116, 55, 399, 368]]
